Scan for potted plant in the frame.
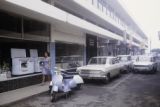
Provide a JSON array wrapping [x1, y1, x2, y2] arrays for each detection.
[[0, 61, 11, 80]]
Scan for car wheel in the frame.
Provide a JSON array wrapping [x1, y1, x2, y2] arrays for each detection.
[[117, 71, 121, 77], [128, 67, 132, 73], [152, 67, 157, 74], [132, 69, 137, 74], [49, 86, 52, 94], [154, 66, 157, 73], [77, 84, 82, 90], [51, 91, 57, 102]]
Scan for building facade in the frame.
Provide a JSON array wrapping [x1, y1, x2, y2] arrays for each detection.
[[0, 0, 148, 92]]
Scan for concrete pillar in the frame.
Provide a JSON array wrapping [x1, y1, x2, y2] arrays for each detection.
[[84, 46, 87, 65], [49, 42, 56, 77]]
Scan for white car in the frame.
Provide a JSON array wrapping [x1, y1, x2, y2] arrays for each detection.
[[133, 55, 158, 73], [131, 55, 138, 63], [76, 56, 122, 83], [117, 55, 133, 73]]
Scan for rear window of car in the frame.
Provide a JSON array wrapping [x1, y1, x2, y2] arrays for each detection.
[[89, 58, 107, 65]]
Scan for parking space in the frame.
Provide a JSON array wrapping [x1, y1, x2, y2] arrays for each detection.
[[5, 72, 160, 107]]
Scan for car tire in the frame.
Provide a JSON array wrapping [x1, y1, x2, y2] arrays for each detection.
[[76, 84, 82, 90], [51, 91, 57, 102], [117, 72, 121, 78], [132, 69, 137, 74], [128, 67, 132, 73], [151, 67, 157, 74], [49, 86, 52, 94]]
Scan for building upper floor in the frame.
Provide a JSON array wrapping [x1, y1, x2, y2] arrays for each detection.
[[0, 0, 148, 48], [48, 0, 148, 46]]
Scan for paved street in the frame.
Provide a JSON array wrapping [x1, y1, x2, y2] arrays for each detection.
[[5, 72, 160, 107]]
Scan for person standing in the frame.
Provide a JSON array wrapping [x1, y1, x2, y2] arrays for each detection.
[[42, 51, 51, 85]]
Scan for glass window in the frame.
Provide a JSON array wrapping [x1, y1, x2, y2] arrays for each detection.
[[0, 10, 22, 38], [93, 0, 98, 7], [108, 7, 112, 17], [56, 42, 84, 70], [98, 0, 103, 11], [103, 5, 106, 14], [109, 58, 115, 64], [137, 56, 152, 62], [24, 18, 50, 37], [119, 56, 131, 62], [106, 6, 110, 16]]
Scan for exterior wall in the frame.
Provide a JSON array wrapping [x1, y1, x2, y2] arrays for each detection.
[[51, 30, 85, 45], [53, 0, 148, 48]]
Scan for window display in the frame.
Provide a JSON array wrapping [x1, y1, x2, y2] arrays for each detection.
[[56, 42, 84, 70], [0, 40, 47, 79]]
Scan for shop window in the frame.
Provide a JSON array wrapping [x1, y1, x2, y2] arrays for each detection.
[[98, 0, 103, 11], [93, 0, 98, 7], [56, 42, 84, 70], [0, 10, 22, 38], [103, 5, 106, 14], [24, 18, 50, 37]]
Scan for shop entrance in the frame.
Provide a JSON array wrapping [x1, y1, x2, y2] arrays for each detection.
[[86, 34, 97, 63], [55, 42, 84, 71]]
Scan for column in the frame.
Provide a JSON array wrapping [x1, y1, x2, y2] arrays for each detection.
[[83, 45, 87, 65], [49, 42, 56, 77]]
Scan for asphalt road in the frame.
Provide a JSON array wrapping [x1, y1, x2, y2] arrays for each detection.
[[5, 72, 160, 107]]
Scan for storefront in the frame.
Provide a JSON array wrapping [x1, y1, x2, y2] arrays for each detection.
[[51, 30, 86, 71], [56, 42, 84, 71], [97, 37, 122, 56], [0, 10, 50, 92]]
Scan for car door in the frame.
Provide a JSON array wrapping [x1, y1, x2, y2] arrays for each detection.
[[107, 58, 115, 77], [113, 58, 121, 75], [109, 58, 119, 77]]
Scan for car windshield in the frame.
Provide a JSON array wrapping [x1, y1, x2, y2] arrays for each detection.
[[137, 56, 151, 62], [88, 57, 107, 65], [131, 56, 137, 61], [119, 56, 128, 62]]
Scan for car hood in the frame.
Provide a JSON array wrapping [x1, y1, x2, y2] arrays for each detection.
[[77, 65, 106, 71], [134, 62, 153, 66]]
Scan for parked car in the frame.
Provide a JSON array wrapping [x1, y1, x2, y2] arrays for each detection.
[[76, 56, 122, 83], [131, 55, 138, 63], [117, 55, 133, 73], [133, 55, 158, 73]]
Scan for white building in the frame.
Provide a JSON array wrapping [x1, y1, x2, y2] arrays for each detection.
[[0, 0, 148, 92]]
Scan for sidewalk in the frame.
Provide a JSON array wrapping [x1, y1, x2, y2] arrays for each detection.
[[0, 82, 49, 106]]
